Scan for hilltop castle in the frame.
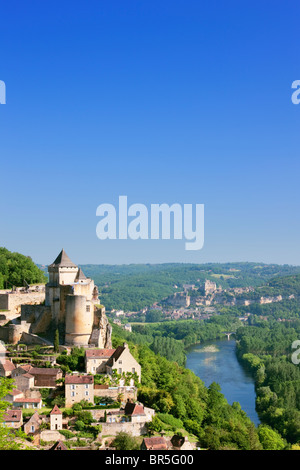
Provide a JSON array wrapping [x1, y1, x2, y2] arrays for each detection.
[[17, 249, 112, 348]]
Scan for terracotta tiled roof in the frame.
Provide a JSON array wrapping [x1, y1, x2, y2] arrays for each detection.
[[106, 345, 125, 366], [17, 364, 33, 373], [50, 405, 62, 415], [65, 374, 94, 384], [3, 409, 22, 422], [29, 367, 62, 376], [142, 437, 168, 450], [14, 397, 41, 403], [124, 402, 145, 416], [50, 440, 68, 450], [9, 389, 23, 396], [85, 348, 116, 359], [1, 359, 15, 371]]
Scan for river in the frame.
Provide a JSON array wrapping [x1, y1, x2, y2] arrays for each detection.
[[186, 339, 260, 426]]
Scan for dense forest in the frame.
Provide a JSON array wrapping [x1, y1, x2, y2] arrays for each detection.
[[236, 320, 300, 445], [0, 247, 47, 290], [112, 324, 264, 450], [111, 314, 241, 366]]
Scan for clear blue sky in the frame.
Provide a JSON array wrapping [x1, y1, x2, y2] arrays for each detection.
[[0, 0, 299, 266]]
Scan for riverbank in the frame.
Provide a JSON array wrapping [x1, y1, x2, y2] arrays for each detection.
[[186, 339, 260, 426]]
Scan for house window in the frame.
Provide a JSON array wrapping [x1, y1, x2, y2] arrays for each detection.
[[118, 368, 122, 374], [31, 425, 35, 433], [85, 384, 89, 388], [132, 368, 135, 374], [71, 391, 75, 397], [86, 305, 90, 312], [70, 384, 75, 390], [118, 360, 122, 364], [85, 391, 89, 396]]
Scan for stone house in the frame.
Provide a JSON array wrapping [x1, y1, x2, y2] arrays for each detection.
[[50, 405, 63, 431], [4, 388, 25, 405], [23, 411, 43, 435], [65, 374, 94, 407], [0, 358, 15, 377], [124, 402, 155, 424], [13, 372, 35, 391], [85, 348, 115, 374], [105, 343, 141, 383], [49, 440, 68, 450], [11, 364, 33, 378], [11, 364, 63, 388], [170, 434, 195, 450], [2, 409, 23, 429], [141, 436, 169, 450], [27, 367, 63, 388], [12, 396, 42, 409]]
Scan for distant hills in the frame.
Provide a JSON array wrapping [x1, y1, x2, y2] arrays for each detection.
[[79, 262, 300, 312], [36, 259, 300, 312]]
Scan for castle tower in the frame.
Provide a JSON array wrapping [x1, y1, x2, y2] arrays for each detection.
[[45, 249, 79, 323]]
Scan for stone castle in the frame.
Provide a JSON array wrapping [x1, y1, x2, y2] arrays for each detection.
[[4, 249, 112, 348]]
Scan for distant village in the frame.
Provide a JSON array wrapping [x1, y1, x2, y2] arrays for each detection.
[[111, 278, 291, 325], [0, 250, 195, 450]]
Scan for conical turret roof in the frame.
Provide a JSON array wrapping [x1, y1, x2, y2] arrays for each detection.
[[49, 249, 77, 268], [74, 267, 87, 281]]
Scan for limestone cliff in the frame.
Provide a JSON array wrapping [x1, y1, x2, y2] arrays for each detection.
[[90, 307, 112, 348]]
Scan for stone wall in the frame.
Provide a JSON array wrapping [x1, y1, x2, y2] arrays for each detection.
[[21, 305, 51, 334], [100, 421, 148, 437], [0, 291, 45, 314], [94, 386, 137, 403], [20, 332, 53, 346]]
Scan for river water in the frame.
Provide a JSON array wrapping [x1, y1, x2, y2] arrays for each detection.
[[186, 339, 260, 426]]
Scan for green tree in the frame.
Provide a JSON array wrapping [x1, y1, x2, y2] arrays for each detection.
[[0, 378, 24, 449], [112, 432, 139, 450], [258, 425, 286, 450], [54, 329, 60, 353]]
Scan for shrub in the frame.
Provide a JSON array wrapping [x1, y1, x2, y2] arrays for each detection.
[[157, 413, 183, 429]]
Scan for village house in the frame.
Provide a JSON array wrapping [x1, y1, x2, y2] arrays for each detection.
[[105, 343, 141, 382], [65, 374, 94, 407], [170, 434, 195, 450], [50, 404, 63, 431], [85, 348, 115, 374], [141, 436, 169, 450], [3, 388, 24, 405], [12, 396, 42, 410], [11, 364, 63, 388], [13, 372, 35, 391], [49, 440, 68, 450], [124, 402, 155, 423], [2, 409, 23, 429], [85, 343, 141, 383], [23, 411, 43, 435], [0, 358, 15, 377]]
